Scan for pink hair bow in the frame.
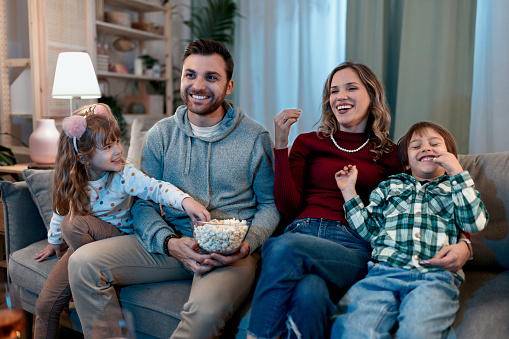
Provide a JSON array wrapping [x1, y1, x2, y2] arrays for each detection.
[[62, 115, 87, 153]]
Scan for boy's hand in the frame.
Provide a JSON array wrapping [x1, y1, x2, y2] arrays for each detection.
[[335, 165, 358, 202], [433, 151, 463, 176], [182, 198, 211, 222], [35, 243, 63, 262]]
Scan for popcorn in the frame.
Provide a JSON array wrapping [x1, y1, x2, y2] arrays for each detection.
[[192, 219, 249, 255]]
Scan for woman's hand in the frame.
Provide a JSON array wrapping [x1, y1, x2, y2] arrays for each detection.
[[420, 241, 471, 273], [274, 109, 301, 149]]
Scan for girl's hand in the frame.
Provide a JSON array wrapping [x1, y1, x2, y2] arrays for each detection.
[[182, 198, 211, 222], [334, 165, 358, 202], [35, 243, 63, 262], [433, 151, 463, 176], [274, 109, 301, 149]]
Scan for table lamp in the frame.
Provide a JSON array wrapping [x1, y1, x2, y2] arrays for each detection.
[[29, 52, 101, 165], [51, 52, 101, 114]]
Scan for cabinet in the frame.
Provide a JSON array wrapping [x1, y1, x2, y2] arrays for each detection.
[[95, 0, 173, 115]]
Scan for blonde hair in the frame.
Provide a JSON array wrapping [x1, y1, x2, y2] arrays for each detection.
[[317, 62, 394, 162], [53, 103, 123, 219]]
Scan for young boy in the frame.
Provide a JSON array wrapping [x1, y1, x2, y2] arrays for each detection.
[[332, 121, 489, 338]]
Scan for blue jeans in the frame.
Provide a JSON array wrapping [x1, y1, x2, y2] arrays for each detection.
[[247, 218, 372, 339], [332, 262, 461, 339]]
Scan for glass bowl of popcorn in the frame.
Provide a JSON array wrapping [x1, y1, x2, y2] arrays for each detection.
[[190, 219, 251, 255]]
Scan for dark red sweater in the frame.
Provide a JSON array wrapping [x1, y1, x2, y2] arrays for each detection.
[[274, 130, 401, 225]]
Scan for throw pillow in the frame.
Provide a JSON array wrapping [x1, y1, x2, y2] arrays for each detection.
[[22, 169, 55, 230], [127, 116, 162, 167]]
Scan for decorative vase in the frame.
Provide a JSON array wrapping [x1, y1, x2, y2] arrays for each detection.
[[29, 119, 60, 165]]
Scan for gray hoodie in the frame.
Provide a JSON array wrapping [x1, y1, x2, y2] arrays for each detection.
[[132, 101, 280, 254]]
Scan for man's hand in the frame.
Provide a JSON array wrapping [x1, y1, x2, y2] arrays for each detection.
[[205, 241, 250, 267], [167, 237, 214, 275], [433, 151, 464, 176], [420, 242, 470, 273], [334, 165, 358, 202], [34, 243, 63, 262]]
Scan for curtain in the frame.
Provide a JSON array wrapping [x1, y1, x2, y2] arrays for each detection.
[[346, 0, 477, 154], [233, 0, 347, 144], [469, 0, 509, 154]]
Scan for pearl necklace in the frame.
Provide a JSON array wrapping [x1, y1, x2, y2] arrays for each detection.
[[330, 135, 370, 153]]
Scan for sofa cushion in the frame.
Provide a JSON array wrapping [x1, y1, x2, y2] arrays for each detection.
[[455, 270, 509, 337], [0, 180, 47, 255], [127, 117, 163, 168], [459, 152, 509, 270], [8, 240, 56, 314], [22, 169, 55, 231], [9, 239, 192, 338]]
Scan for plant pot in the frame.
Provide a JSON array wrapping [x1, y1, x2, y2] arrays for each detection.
[[29, 119, 60, 164]]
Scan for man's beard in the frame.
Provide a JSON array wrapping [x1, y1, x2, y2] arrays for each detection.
[[181, 87, 227, 115]]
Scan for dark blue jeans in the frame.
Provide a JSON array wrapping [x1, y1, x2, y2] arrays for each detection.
[[247, 218, 372, 339]]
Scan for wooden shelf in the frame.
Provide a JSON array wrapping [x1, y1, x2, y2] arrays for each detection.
[[96, 21, 166, 41], [104, 0, 165, 12], [97, 71, 168, 81], [0, 163, 29, 175], [96, 0, 173, 115]]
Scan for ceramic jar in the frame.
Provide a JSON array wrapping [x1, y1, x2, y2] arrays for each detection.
[[29, 119, 60, 164]]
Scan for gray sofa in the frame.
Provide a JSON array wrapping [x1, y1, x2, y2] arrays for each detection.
[[1, 117, 508, 338], [0, 118, 252, 339]]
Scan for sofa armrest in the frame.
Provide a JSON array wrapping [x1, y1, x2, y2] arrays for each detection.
[[0, 181, 47, 257]]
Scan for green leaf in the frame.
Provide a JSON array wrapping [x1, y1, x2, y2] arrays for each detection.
[[185, 0, 241, 46]]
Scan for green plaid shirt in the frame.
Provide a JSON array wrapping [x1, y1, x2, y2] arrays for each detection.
[[344, 171, 488, 275]]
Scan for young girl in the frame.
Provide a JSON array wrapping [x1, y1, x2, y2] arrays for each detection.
[[33, 103, 210, 339]]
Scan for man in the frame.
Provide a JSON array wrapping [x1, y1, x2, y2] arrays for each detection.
[[68, 39, 280, 338]]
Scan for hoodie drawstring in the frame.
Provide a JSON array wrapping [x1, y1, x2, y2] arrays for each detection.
[[184, 136, 192, 175]]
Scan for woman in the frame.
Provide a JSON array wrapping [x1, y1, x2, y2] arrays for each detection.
[[247, 62, 471, 339]]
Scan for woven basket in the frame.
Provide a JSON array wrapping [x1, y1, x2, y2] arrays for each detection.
[[105, 11, 131, 27]]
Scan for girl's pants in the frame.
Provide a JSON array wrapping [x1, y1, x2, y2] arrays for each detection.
[[332, 261, 461, 339], [34, 215, 125, 339], [247, 218, 372, 339]]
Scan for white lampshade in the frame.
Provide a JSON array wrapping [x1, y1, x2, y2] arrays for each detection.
[[52, 52, 101, 99]]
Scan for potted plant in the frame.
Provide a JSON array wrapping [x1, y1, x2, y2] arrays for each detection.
[[184, 0, 241, 47], [98, 96, 129, 146], [0, 133, 29, 181], [138, 54, 160, 76]]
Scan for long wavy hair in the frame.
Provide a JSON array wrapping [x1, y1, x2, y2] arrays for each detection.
[[317, 62, 394, 162], [53, 104, 122, 219]]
